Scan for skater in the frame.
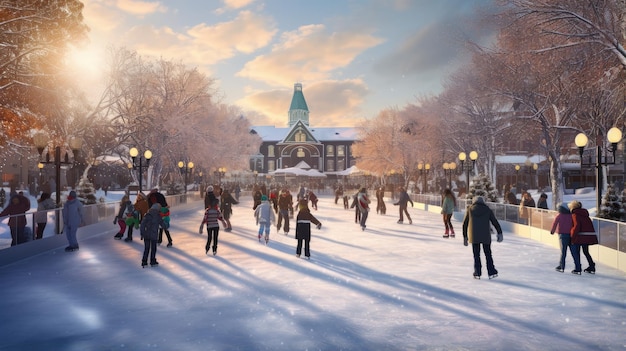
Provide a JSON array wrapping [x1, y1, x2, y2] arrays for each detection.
[[307, 189, 318, 210], [200, 198, 226, 255], [550, 203, 575, 273], [277, 188, 293, 235], [394, 187, 413, 224], [350, 190, 361, 224], [334, 185, 343, 204], [356, 187, 371, 231], [375, 187, 386, 215], [462, 196, 503, 279], [62, 191, 84, 252], [568, 200, 598, 274], [441, 189, 456, 238], [148, 188, 172, 247], [220, 189, 238, 232], [254, 195, 275, 244], [114, 195, 132, 240], [0, 192, 30, 246], [295, 200, 322, 259], [140, 203, 166, 267], [35, 193, 55, 240]]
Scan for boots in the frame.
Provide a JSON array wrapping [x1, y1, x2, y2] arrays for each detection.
[[450, 228, 455, 237], [443, 228, 449, 238]]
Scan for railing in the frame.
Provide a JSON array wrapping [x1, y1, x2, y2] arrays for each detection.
[[0, 192, 203, 250], [408, 193, 626, 256]]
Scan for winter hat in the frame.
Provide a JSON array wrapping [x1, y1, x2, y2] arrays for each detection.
[[207, 185, 214, 192], [68, 191, 77, 200], [474, 196, 485, 204], [558, 202, 570, 214], [261, 195, 268, 201], [151, 203, 161, 210]]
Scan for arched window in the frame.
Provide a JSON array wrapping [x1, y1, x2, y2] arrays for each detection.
[[297, 147, 305, 158]]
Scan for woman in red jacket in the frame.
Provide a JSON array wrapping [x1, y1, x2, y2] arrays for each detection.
[[568, 200, 598, 274]]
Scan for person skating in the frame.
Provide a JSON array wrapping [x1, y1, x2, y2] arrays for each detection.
[[254, 195, 275, 244], [220, 189, 238, 232], [462, 196, 503, 279], [201, 198, 226, 255], [549, 203, 575, 272], [295, 200, 322, 259], [277, 188, 293, 235], [140, 203, 166, 267], [441, 189, 456, 238], [35, 193, 55, 240], [394, 187, 413, 224], [568, 200, 598, 274], [356, 187, 371, 231], [148, 188, 172, 247], [62, 191, 84, 252]]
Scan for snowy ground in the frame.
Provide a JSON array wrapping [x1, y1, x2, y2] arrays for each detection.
[[0, 194, 625, 351]]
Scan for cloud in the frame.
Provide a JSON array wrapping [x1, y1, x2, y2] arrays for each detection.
[[239, 80, 370, 127], [115, 0, 168, 16], [237, 24, 383, 87], [223, 0, 255, 9]]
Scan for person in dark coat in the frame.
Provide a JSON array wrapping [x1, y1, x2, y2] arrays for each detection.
[[505, 192, 518, 205], [550, 203, 574, 272], [295, 200, 322, 260], [568, 200, 598, 274], [141, 203, 166, 267], [148, 188, 172, 247], [375, 187, 386, 215], [220, 189, 238, 232], [462, 196, 503, 279], [536, 193, 548, 210], [394, 187, 413, 224], [0, 192, 31, 246], [277, 188, 293, 235]]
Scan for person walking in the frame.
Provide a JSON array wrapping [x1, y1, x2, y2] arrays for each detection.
[[394, 187, 413, 224], [254, 195, 275, 244], [356, 187, 371, 231], [441, 189, 456, 238], [35, 193, 55, 240], [140, 203, 166, 267], [277, 188, 293, 235], [569, 200, 598, 274], [200, 198, 226, 255], [220, 189, 238, 232], [62, 191, 84, 252], [295, 200, 322, 260], [550, 203, 575, 273], [462, 196, 503, 279]]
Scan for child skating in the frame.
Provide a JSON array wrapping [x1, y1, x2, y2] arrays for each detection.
[[254, 195, 275, 244]]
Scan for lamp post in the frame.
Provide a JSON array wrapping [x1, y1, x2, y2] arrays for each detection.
[[514, 164, 520, 190], [217, 167, 226, 184], [458, 151, 478, 197], [129, 147, 152, 192], [417, 163, 430, 194], [443, 162, 456, 190], [33, 133, 83, 234], [178, 161, 194, 193], [575, 127, 623, 212]]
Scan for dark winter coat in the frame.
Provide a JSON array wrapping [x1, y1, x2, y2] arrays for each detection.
[[278, 192, 293, 211], [0, 194, 31, 228], [395, 191, 413, 207], [140, 207, 165, 241], [220, 191, 238, 219], [462, 199, 502, 244], [295, 208, 321, 241], [570, 208, 598, 245], [148, 190, 168, 208]]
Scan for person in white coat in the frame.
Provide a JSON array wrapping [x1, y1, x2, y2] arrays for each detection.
[[254, 195, 275, 244]]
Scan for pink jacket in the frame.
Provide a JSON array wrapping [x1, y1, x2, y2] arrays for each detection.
[[550, 213, 572, 235]]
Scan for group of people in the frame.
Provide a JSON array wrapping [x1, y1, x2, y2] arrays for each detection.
[[550, 200, 597, 274]]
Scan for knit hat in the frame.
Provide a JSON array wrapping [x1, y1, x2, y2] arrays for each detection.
[[474, 196, 485, 204], [208, 185, 214, 192], [68, 191, 77, 200], [261, 195, 268, 201]]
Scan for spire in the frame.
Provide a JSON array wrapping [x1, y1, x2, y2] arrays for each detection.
[[288, 83, 309, 127]]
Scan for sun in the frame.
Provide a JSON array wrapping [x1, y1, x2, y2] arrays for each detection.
[[66, 43, 107, 102]]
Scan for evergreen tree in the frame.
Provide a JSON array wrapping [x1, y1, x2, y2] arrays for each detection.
[[467, 173, 499, 203], [75, 176, 97, 205], [598, 183, 623, 221]]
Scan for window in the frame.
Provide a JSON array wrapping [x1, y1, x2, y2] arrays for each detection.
[[268, 160, 275, 171], [295, 130, 306, 142], [338, 145, 345, 156], [268, 145, 275, 157], [326, 159, 335, 172], [326, 145, 335, 156], [297, 147, 305, 158]]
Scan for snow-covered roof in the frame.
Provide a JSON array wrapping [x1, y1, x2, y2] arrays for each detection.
[[250, 125, 359, 142], [495, 155, 546, 164]]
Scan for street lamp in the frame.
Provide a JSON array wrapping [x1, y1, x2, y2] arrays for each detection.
[[575, 127, 623, 212], [217, 167, 226, 184], [514, 164, 521, 190], [178, 161, 194, 193], [33, 133, 83, 234], [458, 151, 478, 197], [443, 162, 456, 189], [417, 163, 430, 194], [129, 147, 152, 192]]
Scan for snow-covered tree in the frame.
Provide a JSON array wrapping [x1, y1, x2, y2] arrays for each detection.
[[467, 173, 499, 203], [598, 183, 623, 221], [75, 169, 97, 205]]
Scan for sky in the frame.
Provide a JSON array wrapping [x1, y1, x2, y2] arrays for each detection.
[[1, 191, 625, 350], [72, 0, 497, 127]]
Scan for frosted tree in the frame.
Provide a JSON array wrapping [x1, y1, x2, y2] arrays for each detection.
[[75, 168, 97, 205], [598, 183, 623, 221], [467, 173, 499, 203]]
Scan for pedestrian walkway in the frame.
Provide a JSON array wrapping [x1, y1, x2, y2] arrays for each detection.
[[0, 195, 624, 351]]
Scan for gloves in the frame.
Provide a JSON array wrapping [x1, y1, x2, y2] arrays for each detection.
[[463, 238, 468, 246], [497, 233, 503, 242], [316, 223, 322, 230], [198, 224, 203, 234], [113, 216, 117, 225]]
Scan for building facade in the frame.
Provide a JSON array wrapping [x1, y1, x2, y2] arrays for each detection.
[[249, 83, 358, 174]]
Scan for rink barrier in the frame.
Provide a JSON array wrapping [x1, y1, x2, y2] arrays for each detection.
[[0, 192, 203, 267], [408, 193, 626, 273]]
